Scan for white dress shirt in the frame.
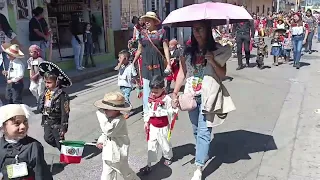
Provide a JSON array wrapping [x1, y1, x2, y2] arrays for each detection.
[[7, 59, 25, 83]]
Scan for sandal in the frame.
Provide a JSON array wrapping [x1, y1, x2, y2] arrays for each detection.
[[139, 166, 152, 175]]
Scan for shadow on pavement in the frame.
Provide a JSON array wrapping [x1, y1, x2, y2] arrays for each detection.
[[202, 130, 277, 179], [300, 62, 310, 68], [82, 145, 102, 160], [131, 105, 143, 117], [137, 159, 172, 180], [172, 143, 195, 164]]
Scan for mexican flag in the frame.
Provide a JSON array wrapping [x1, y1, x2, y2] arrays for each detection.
[[60, 141, 85, 164]]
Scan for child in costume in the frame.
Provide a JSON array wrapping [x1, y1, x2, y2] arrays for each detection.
[[0, 104, 53, 180], [139, 75, 178, 175], [1, 43, 25, 104], [282, 32, 292, 64], [27, 45, 45, 104], [117, 49, 138, 119], [271, 32, 282, 66], [166, 39, 181, 93], [37, 61, 71, 150], [256, 37, 268, 69], [94, 92, 140, 180]]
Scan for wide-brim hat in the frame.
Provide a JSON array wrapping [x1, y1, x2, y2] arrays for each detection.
[[39, 61, 72, 87], [94, 92, 132, 112], [274, 28, 287, 34], [141, 11, 161, 25], [0, 104, 32, 127], [1, 43, 24, 58]]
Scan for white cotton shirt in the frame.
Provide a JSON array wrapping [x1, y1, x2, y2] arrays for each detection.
[[291, 26, 304, 36], [7, 59, 25, 82], [117, 63, 137, 88]]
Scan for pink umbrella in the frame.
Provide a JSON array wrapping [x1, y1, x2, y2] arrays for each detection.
[[162, 2, 252, 27]]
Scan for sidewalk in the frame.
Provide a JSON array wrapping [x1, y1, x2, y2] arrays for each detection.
[[0, 60, 118, 99], [257, 42, 320, 180]]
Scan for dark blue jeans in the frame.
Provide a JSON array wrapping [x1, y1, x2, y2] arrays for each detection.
[[5, 81, 24, 104], [292, 35, 304, 64], [306, 30, 314, 51]]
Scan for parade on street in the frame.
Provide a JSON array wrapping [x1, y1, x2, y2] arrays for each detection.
[[2, 1, 320, 180]]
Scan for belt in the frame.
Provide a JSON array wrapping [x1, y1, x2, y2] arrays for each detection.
[[292, 34, 303, 36]]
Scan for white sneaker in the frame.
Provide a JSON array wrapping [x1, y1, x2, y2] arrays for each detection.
[[191, 169, 202, 180]]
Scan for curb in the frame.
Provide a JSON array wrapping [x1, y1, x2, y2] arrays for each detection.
[[0, 65, 117, 100]]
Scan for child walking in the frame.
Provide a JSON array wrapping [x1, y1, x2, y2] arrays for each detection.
[[117, 50, 137, 119], [271, 31, 282, 66], [94, 91, 140, 180], [139, 75, 178, 175], [38, 61, 72, 150], [282, 32, 292, 64], [0, 104, 53, 180], [83, 23, 96, 68], [256, 37, 268, 69], [1, 43, 25, 104], [27, 45, 45, 104], [166, 39, 181, 93]]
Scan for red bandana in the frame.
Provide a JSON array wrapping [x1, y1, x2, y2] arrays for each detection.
[[148, 92, 166, 111]]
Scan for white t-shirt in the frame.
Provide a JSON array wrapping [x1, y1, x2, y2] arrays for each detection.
[[117, 63, 137, 88]]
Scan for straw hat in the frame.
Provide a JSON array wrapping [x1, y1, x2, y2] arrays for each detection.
[[1, 43, 24, 58], [141, 11, 161, 25], [94, 92, 132, 111], [0, 104, 32, 127]]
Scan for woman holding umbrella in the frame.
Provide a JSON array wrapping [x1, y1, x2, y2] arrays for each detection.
[[172, 20, 227, 180]]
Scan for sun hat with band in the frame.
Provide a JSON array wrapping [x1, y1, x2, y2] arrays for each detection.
[[141, 11, 161, 25], [94, 92, 132, 112], [1, 43, 24, 58], [0, 104, 32, 127]]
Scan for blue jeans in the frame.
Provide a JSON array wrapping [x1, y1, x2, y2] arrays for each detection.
[[71, 36, 84, 69], [142, 78, 150, 114], [0, 52, 9, 70], [292, 35, 304, 64], [120, 86, 132, 105], [30, 41, 47, 60], [188, 97, 212, 167], [306, 30, 314, 51]]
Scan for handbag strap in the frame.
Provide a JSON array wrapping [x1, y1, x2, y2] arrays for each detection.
[[143, 30, 166, 60]]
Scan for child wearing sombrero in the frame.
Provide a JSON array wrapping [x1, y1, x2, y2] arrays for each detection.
[[37, 61, 72, 150], [1, 43, 25, 104], [94, 92, 140, 180], [0, 104, 53, 180]]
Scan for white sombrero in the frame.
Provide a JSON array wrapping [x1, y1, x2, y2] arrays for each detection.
[[141, 11, 161, 25], [1, 43, 24, 58], [94, 92, 132, 112]]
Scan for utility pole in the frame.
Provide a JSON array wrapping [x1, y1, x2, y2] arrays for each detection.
[[277, 0, 280, 12]]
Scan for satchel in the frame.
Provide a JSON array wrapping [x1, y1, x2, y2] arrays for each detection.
[[178, 92, 197, 111]]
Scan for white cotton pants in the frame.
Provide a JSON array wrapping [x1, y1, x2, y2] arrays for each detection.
[[29, 79, 45, 102], [148, 124, 173, 163], [101, 159, 140, 180]]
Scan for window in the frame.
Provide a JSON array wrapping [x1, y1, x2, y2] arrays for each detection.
[[256, 6, 259, 13], [263, 5, 265, 14], [17, 0, 33, 19]]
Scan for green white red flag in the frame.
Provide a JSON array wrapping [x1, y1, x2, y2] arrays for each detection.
[[60, 141, 85, 164]]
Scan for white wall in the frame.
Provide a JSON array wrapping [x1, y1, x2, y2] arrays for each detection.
[[111, 0, 121, 30]]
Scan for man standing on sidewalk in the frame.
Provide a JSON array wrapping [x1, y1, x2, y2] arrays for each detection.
[[233, 18, 255, 70]]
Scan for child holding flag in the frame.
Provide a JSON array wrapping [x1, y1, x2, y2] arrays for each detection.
[[139, 75, 178, 175], [37, 61, 72, 150], [0, 104, 53, 180], [94, 91, 140, 180]]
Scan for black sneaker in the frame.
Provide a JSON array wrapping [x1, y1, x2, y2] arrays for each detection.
[[139, 166, 152, 176]]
